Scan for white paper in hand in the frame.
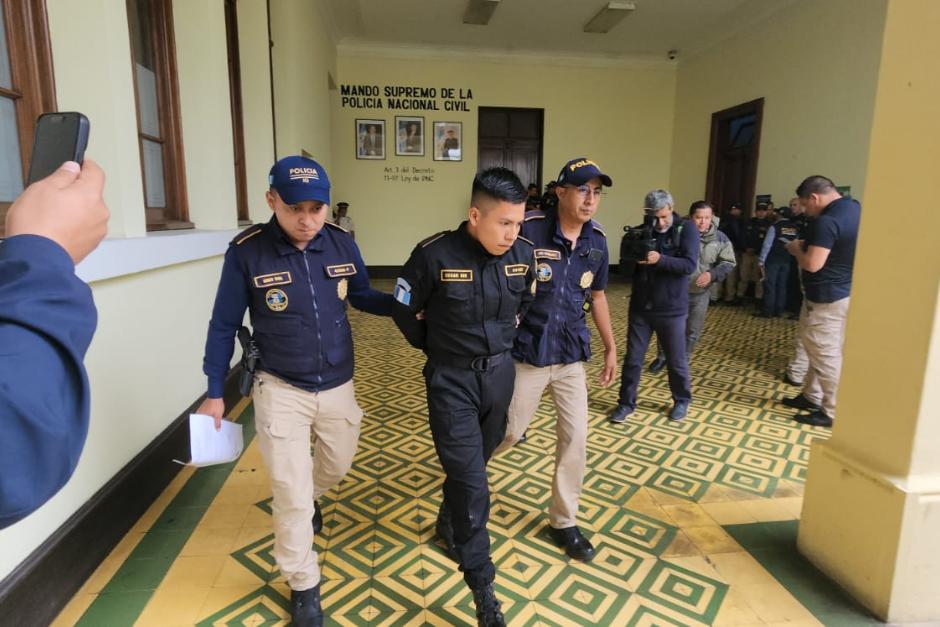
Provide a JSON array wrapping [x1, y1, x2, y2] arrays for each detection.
[[178, 413, 244, 467]]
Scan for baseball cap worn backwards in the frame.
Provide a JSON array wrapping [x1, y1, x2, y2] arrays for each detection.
[[557, 158, 613, 188], [269, 155, 331, 205]]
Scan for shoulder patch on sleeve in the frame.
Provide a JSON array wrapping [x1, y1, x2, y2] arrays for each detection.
[[591, 220, 607, 238], [524, 210, 546, 222], [233, 224, 263, 245], [325, 221, 349, 233], [517, 235, 534, 246], [419, 231, 448, 248]]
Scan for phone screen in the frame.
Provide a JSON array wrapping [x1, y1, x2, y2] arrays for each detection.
[[26, 112, 90, 186]]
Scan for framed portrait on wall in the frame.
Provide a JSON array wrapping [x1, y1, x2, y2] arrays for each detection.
[[356, 119, 385, 160], [433, 121, 462, 161], [395, 116, 425, 156]]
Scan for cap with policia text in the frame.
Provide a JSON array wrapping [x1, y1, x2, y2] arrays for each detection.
[[556, 157, 613, 187], [268, 155, 331, 205]]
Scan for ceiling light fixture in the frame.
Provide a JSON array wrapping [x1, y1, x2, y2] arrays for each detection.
[[584, 1, 636, 34], [463, 0, 501, 25]]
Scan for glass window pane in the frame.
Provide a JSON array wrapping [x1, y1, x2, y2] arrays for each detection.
[[0, 7, 12, 89], [0, 96, 24, 202], [135, 63, 161, 136], [141, 138, 166, 208], [128, 0, 156, 70]]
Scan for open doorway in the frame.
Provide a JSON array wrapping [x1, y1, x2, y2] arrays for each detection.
[[477, 107, 543, 190], [705, 98, 764, 217]]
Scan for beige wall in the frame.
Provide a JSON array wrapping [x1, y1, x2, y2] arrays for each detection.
[[237, 0, 277, 223], [331, 54, 677, 265], [669, 0, 888, 210], [270, 0, 336, 168]]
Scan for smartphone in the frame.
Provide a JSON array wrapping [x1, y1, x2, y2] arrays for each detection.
[[26, 112, 90, 185]]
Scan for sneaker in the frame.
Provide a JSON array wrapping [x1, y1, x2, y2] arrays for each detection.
[[471, 582, 506, 627], [781, 394, 820, 411], [669, 401, 689, 421], [548, 525, 596, 562], [607, 404, 635, 423], [290, 585, 323, 627], [793, 409, 833, 428]]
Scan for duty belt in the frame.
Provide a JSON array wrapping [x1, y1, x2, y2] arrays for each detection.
[[429, 350, 510, 372]]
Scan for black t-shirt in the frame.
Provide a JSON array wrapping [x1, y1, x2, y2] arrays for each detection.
[[803, 197, 860, 303]]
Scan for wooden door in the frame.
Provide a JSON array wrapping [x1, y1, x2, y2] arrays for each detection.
[[705, 99, 763, 217], [477, 107, 543, 189]]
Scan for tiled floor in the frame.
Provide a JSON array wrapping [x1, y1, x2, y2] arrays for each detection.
[[54, 279, 883, 626]]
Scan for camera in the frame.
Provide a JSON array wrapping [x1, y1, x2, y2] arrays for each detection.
[[620, 213, 656, 262]]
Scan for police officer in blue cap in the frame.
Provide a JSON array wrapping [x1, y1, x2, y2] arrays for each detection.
[[494, 157, 618, 562], [197, 155, 393, 626]]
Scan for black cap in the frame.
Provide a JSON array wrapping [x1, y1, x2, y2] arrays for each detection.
[[556, 158, 612, 187]]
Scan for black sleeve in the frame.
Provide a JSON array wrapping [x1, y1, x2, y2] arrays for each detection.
[[391, 245, 434, 349]]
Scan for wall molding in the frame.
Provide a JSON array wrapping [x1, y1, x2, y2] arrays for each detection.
[[0, 368, 244, 627]]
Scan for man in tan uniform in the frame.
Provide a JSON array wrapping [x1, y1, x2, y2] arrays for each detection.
[[495, 158, 618, 561]]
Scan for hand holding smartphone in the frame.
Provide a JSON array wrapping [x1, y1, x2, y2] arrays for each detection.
[[26, 112, 90, 185]]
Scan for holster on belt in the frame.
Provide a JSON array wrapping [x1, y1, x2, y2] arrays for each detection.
[[237, 326, 260, 397]]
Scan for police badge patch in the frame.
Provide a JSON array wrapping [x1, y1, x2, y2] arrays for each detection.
[[536, 262, 553, 282], [579, 271, 594, 289], [337, 278, 348, 301], [265, 288, 288, 311]]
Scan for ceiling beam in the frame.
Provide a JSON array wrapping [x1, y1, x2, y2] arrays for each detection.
[[584, 1, 636, 34], [463, 0, 501, 25]]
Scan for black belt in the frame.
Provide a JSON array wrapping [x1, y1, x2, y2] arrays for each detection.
[[428, 350, 510, 372]]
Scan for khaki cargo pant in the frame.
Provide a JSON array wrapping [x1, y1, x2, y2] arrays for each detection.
[[495, 361, 588, 529], [253, 371, 363, 591], [737, 251, 764, 299], [799, 298, 850, 420]]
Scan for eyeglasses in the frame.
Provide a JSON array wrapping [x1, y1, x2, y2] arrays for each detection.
[[565, 185, 604, 199]]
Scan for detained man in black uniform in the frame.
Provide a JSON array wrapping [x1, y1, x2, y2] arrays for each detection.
[[392, 168, 535, 627], [608, 189, 700, 423]]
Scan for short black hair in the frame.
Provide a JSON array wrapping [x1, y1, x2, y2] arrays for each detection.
[[527, 183, 538, 190], [689, 200, 712, 215], [796, 175, 837, 198], [471, 167, 527, 206]]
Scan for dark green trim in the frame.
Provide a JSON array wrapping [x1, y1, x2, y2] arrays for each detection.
[[723, 521, 884, 626]]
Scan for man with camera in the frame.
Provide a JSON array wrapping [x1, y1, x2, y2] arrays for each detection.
[[609, 190, 700, 423], [781, 176, 860, 428]]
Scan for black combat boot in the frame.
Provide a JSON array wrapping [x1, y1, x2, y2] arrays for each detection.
[[435, 502, 459, 562], [471, 582, 506, 627]]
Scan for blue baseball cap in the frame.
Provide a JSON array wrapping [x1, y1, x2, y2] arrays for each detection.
[[557, 158, 613, 187], [268, 155, 331, 205]]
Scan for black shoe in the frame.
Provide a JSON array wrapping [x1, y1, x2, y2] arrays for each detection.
[[311, 500, 322, 535], [435, 506, 459, 562], [548, 525, 596, 562], [752, 312, 774, 318], [793, 409, 833, 428], [516, 430, 528, 444], [471, 583, 506, 627], [290, 585, 323, 627], [781, 394, 820, 411], [648, 357, 666, 373], [669, 401, 689, 422], [782, 373, 802, 387], [787, 313, 800, 321], [607, 404, 635, 423]]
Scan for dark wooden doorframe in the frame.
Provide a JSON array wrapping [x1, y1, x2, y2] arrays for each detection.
[[705, 98, 764, 216]]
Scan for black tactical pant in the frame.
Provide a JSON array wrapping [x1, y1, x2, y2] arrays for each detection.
[[423, 355, 513, 589]]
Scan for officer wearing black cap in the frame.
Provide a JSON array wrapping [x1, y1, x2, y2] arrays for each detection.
[[198, 155, 393, 627], [494, 157, 617, 563], [392, 167, 535, 627]]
